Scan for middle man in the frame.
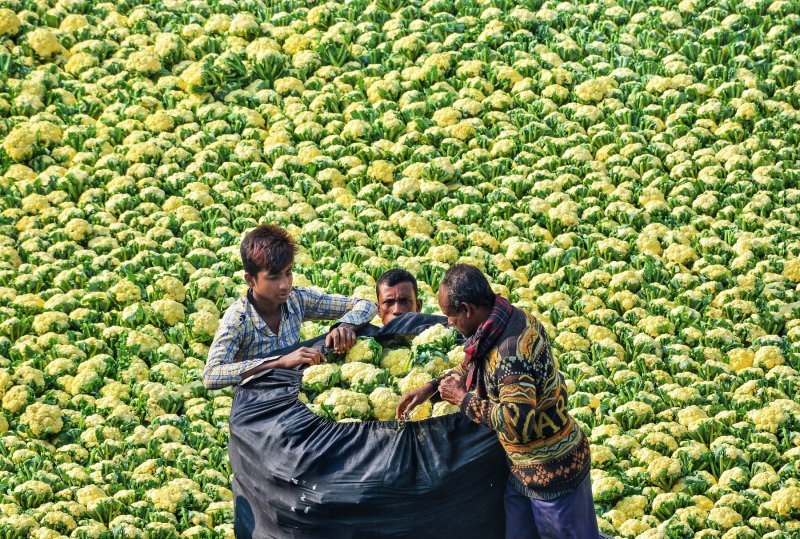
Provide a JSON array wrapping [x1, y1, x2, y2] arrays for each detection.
[[375, 268, 424, 325]]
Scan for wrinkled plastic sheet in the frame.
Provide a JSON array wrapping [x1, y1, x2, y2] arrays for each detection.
[[229, 313, 508, 539]]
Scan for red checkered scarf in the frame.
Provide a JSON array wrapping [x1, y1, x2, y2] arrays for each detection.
[[461, 295, 513, 399]]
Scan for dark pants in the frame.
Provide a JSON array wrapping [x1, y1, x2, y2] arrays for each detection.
[[504, 474, 600, 539]]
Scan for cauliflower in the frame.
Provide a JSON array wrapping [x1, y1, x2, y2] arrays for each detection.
[[2, 385, 32, 414], [411, 324, 454, 349], [397, 368, 433, 394], [369, 387, 401, 421], [151, 299, 185, 326], [407, 400, 432, 421], [381, 348, 413, 377], [301, 363, 341, 394], [0, 8, 21, 35], [3, 125, 36, 162], [592, 473, 625, 503], [306, 403, 326, 417], [727, 348, 754, 372], [27, 28, 65, 57], [784, 258, 800, 282], [447, 345, 466, 364], [109, 280, 142, 304], [422, 357, 454, 377], [753, 346, 784, 370], [707, 507, 743, 530], [126, 49, 162, 74], [146, 478, 201, 513], [12, 480, 53, 509], [367, 160, 396, 184], [20, 402, 63, 436], [432, 402, 460, 417], [761, 486, 800, 519], [574, 76, 617, 103], [314, 388, 372, 421], [343, 338, 382, 365], [188, 311, 220, 343], [411, 325, 458, 369], [340, 362, 389, 394], [31, 311, 69, 335]]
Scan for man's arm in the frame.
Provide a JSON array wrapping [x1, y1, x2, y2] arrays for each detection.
[[459, 371, 543, 445], [457, 340, 570, 446], [425, 363, 464, 403], [203, 315, 277, 390], [296, 287, 378, 326]]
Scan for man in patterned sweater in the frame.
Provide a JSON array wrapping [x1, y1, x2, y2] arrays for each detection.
[[398, 264, 599, 539]]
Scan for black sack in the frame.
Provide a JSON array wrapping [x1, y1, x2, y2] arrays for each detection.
[[229, 313, 508, 539]]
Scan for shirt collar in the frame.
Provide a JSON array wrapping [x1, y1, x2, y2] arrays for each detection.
[[245, 289, 293, 333]]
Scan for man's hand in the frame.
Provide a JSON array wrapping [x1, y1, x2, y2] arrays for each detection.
[[277, 347, 326, 368], [439, 373, 467, 406], [325, 323, 357, 353], [396, 383, 437, 420]]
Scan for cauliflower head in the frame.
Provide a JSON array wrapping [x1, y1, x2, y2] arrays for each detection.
[[340, 362, 389, 394], [314, 388, 372, 420], [343, 338, 382, 365], [369, 387, 401, 421], [432, 402, 460, 417], [301, 363, 341, 394], [381, 348, 413, 377], [397, 368, 433, 394], [407, 400, 432, 421], [20, 402, 63, 436], [411, 324, 455, 349]]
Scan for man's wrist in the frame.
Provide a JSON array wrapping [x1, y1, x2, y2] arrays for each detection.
[[240, 359, 279, 385], [456, 390, 468, 406], [270, 356, 286, 368]]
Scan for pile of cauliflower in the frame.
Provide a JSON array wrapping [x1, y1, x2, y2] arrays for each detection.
[[299, 327, 461, 422]]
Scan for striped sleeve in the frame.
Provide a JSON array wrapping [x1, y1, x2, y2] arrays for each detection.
[[203, 306, 267, 389]]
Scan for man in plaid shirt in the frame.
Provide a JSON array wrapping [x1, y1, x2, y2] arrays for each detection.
[[203, 225, 378, 390]]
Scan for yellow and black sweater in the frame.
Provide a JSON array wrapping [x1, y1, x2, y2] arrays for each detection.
[[459, 306, 591, 500]]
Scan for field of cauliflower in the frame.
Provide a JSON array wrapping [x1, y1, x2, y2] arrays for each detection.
[[1, 0, 800, 536]]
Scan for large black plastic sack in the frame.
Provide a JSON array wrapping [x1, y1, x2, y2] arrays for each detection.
[[229, 313, 508, 539]]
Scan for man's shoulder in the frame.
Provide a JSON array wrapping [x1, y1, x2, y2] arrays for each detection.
[[290, 286, 329, 303], [220, 296, 250, 327], [496, 307, 544, 359]]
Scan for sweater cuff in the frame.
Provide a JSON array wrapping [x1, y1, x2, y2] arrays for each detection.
[[460, 392, 476, 420]]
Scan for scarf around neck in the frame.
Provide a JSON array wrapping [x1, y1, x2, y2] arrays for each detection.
[[461, 295, 513, 399]]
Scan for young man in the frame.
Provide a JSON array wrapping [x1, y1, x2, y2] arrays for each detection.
[[375, 268, 423, 325], [203, 225, 378, 390], [397, 264, 599, 539]]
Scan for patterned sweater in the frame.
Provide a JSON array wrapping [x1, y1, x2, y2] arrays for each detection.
[[459, 306, 591, 500]]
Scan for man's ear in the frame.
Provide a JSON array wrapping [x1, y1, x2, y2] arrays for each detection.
[[244, 273, 255, 287], [462, 302, 476, 318], [416, 298, 423, 312]]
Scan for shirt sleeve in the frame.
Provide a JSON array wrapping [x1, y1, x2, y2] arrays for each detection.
[[203, 308, 278, 390], [295, 287, 378, 326]]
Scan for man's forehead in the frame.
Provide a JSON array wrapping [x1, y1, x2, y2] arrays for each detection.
[[378, 282, 415, 298], [260, 263, 293, 275]]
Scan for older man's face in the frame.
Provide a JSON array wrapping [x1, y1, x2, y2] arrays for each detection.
[[377, 282, 421, 324], [438, 287, 481, 338]]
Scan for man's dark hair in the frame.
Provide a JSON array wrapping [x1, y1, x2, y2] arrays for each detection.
[[439, 264, 495, 311], [376, 268, 418, 297], [240, 224, 297, 275]]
